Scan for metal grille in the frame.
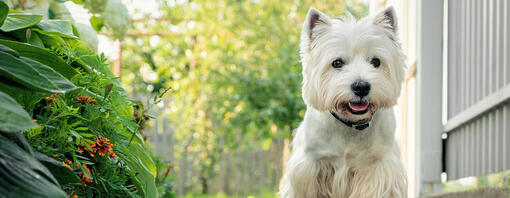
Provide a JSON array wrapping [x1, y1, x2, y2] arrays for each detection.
[[445, 0, 510, 180]]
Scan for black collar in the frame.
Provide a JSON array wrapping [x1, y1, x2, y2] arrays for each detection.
[[330, 111, 370, 130]]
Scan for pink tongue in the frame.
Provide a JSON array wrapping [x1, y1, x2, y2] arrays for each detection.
[[348, 102, 369, 112]]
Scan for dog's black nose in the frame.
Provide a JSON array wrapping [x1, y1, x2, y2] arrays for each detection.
[[351, 80, 371, 97]]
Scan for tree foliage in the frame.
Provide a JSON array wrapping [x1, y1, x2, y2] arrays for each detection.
[[121, 0, 368, 194]]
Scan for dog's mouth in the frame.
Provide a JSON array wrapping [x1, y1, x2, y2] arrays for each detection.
[[347, 101, 370, 115]]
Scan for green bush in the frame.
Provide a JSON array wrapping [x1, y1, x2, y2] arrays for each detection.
[[0, 2, 168, 197]]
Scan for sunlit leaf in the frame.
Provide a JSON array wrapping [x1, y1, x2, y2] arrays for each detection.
[[0, 13, 43, 32], [35, 19, 77, 38]]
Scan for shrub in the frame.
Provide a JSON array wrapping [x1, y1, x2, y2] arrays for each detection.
[[0, 2, 164, 197]]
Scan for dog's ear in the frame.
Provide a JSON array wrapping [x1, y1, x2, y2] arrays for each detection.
[[374, 6, 398, 32], [302, 8, 331, 48]]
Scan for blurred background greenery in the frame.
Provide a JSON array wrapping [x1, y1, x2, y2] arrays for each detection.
[[117, 0, 368, 197]]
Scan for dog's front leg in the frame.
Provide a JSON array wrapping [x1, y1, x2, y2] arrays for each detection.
[[347, 152, 407, 198], [281, 153, 341, 198]]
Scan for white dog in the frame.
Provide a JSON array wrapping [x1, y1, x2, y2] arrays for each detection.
[[280, 7, 407, 198]]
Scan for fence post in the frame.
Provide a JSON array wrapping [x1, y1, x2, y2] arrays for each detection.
[[417, 0, 443, 196]]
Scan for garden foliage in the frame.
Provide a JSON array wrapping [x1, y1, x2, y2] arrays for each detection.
[[0, 1, 161, 197]]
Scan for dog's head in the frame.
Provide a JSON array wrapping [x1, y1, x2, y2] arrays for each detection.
[[300, 7, 405, 123]]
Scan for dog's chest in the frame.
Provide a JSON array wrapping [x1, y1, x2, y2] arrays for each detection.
[[305, 125, 385, 166]]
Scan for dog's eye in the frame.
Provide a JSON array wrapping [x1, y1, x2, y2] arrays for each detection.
[[331, 58, 345, 68], [370, 58, 381, 68]]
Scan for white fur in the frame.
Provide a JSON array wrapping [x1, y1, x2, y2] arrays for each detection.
[[280, 7, 407, 198]]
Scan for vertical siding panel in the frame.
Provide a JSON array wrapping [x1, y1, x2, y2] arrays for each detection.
[[496, 0, 503, 90], [476, 0, 482, 103], [450, 132, 456, 179], [462, 127, 467, 177], [477, 118, 482, 176], [467, 122, 472, 175], [465, 0, 471, 108], [459, 127, 465, 177], [482, 115, 486, 175], [448, 0, 455, 118], [506, 0, 509, 84], [505, 104, 509, 168], [489, 112, 494, 174], [450, 0, 457, 118], [483, 0, 488, 97], [469, 0, 475, 106], [458, 0, 465, 114], [491, 110, 497, 173], [497, 108, 503, 171]]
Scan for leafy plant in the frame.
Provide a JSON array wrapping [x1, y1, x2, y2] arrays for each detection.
[[0, 2, 159, 197]]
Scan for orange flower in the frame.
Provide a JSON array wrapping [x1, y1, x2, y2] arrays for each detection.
[[109, 150, 118, 159], [62, 161, 72, 170], [44, 97, 56, 102], [78, 137, 118, 159], [51, 154, 57, 158], [79, 142, 96, 157], [165, 163, 174, 169], [45, 93, 60, 103], [80, 173, 92, 184], [93, 137, 113, 157], [65, 159, 72, 165], [82, 164, 91, 175], [72, 195, 78, 198], [75, 96, 97, 105]]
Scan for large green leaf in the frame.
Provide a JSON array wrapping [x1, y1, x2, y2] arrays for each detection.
[[0, 14, 43, 32], [0, 134, 66, 198], [120, 143, 158, 198], [0, 91, 37, 132], [21, 57, 77, 91], [35, 20, 77, 38], [0, 1, 7, 27], [34, 152, 81, 185], [0, 51, 77, 93], [0, 39, 79, 78]]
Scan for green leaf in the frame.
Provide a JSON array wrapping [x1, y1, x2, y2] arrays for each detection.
[[0, 1, 8, 27], [0, 39, 79, 78], [26, 29, 44, 47], [0, 134, 66, 198], [21, 57, 78, 91], [89, 16, 104, 32], [120, 143, 158, 197], [34, 152, 81, 185], [0, 44, 18, 56], [0, 51, 77, 93], [0, 91, 37, 132], [0, 14, 43, 32], [34, 20, 77, 38], [37, 32, 67, 48]]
